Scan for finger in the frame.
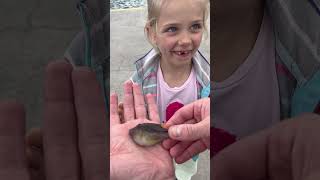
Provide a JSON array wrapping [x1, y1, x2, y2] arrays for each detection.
[[212, 115, 320, 180], [163, 101, 197, 128], [43, 60, 81, 179], [213, 119, 306, 179], [164, 98, 210, 128], [162, 119, 196, 150], [110, 93, 120, 126], [72, 67, 108, 180], [132, 83, 147, 119], [169, 141, 193, 158], [118, 102, 124, 123], [175, 141, 207, 164], [26, 146, 43, 170], [146, 94, 160, 122], [162, 139, 179, 150], [26, 128, 43, 149], [118, 102, 123, 115], [0, 101, 29, 180], [168, 118, 209, 141], [72, 67, 108, 179], [123, 81, 135, 121], [118, 102, 123, 111], [29, 168, 45, 180], [26, 128, 43, 169]]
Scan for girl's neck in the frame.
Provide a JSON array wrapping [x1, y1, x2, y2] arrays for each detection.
[[159, 58, 193, 88], [212, 0, 265, 82]]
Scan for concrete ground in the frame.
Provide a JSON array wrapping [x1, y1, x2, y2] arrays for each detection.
[[110, 8, 210, 180], [0, 0, 81, 129]]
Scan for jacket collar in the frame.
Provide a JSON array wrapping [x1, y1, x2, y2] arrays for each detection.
[[134, 49, 210, 87]]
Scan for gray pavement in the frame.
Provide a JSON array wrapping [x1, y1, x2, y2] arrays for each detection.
[[110, 8, 210, 180], [0, 0, 81, 129]]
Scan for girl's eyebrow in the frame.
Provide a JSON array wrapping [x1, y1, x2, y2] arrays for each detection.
[[161, 19, 203, 28], [191, 19, 203, 24], [162, 22, 180, 28]]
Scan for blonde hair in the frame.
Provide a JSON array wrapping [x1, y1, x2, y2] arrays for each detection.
[[144, 0, 210, 50]]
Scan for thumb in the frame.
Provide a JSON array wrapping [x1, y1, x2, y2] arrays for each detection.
[[168, 119, 209, 141]]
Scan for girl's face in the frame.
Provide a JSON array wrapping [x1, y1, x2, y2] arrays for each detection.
[[151, 0, 205, 68]]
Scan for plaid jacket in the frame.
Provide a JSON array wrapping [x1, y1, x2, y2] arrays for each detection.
[[267, 0, 320, 117], [130, 49, 211, 102]]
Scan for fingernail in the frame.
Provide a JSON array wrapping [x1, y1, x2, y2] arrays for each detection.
[[173, 126, 181, 137]]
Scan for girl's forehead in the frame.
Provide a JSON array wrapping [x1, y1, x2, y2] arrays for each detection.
[[158, 0, 205, 22], [160, 0, 205, 11]]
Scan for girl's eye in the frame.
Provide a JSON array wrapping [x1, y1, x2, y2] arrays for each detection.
[[165, 27, 177, 33], [191, 24, 202, 31]]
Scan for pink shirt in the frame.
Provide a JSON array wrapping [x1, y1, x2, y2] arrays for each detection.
[[156, 63, 198, 123], [212, 11, 280, 138]]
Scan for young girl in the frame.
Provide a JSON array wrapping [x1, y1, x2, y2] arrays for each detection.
[[129, 0, 210, 179], [212, 0, 320, 157]]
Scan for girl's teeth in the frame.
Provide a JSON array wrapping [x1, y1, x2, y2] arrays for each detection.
[[175, 51, 190, 55]]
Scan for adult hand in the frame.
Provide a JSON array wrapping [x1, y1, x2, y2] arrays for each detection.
[[26, 127, 44, 180], [0, 61, 108, 180], [43, 61, 108, 179], [110, 82, 174, 180], [0, 101, 30, 180], [116, 80, 134, 123], [213, 113, 320, 180], [162, 98, 210, 164]]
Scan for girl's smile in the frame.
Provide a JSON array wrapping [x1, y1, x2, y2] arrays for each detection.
[[171, 50, 193, 60]]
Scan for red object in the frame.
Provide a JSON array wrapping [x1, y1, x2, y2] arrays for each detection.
[[166, 101, 184, 122], [211, 127, 237, 158], [275, 62, 295, 80]]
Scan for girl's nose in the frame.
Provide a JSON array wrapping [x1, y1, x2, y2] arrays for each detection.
[[178, 32, 192, 46]]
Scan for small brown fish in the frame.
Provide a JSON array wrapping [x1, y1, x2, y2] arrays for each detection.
[[129, 123, 169, 147]]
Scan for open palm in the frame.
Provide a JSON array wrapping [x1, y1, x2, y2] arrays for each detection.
[[110, 82, 174, 180], [110, 120, 173, 180]]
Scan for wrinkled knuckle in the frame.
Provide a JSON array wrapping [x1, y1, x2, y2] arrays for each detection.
[[185, 124, 194, 137]]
